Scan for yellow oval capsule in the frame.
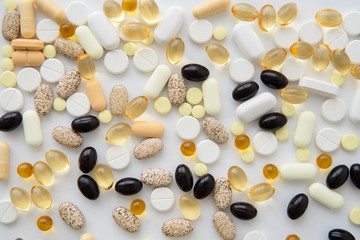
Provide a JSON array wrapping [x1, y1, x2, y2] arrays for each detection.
[[290, 41, 314, 59], [31, 185, 52, 210], [17, 162, 33, 178], [45, 150, 70, 171], [166, 37, 184, 65], [10, 187, 31, 211], [93, 164, 114, 190], [261, 48, 287, 69], [103, 0, 124, 22], [122, 22, 150, 41], [126, 96, 148, 119], [258, 4, 276, 32], [248, 183, 275, 202], [228, 166, 248, 192], [312, 44, 331, 71], [331, 49, 351, 75], [280, 86, 308, 104], [105, 123, 131, 145], [179, 195, 201, 220], [231, 3, 258, 22], [77, 54, 95, 80], [351, 65, 360, 79], [139, 0, 159, 23], [206, 42, 230, 65], [316, 9, 343, 27], [33, 161, 54, 187], [277, 2, 298, 26]]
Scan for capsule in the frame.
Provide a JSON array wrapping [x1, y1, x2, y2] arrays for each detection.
[[180, 141, 196, 156], [350, 164, 360, 189], [263, 164, 279, 180], [0, 142, 9, 181], [12, 51, 45, 66], [277, 2, 298, 26], [232, 81, 259, 101], [103, 0, 124, 22], [312, 44, 331, 71], [105, 123, 131, 145], [77, 175, 99, 200], [290, 41, 314, 59], [331, 49, 351, 75], [94, 164, 114, 190], [179, 195, 200, 220], [0, 112, 22, 132], [287, 235, 300, 240], [280, 86, 308, 104], [10, 187, 31, 211], [175, 164, 193, 192], [139, 0, 160, 23], [122, 0, 137, 12], [235, 134, 250, 150], [259, 113, 287, 130], [261, 48, 287, 69], [59, 22, 75, 39], [33, 161, 54, 187], [181, 64, 209, 82], [77, 54, 96, 80], [287, 193, 309, 220], [230, 202, 257, 220], [326, 165, 349, 189], [258, 4, 276, 32], [71, 115, 100, 133], [351, 65, 360, 79], [130, 199, 146, 215], [45, 150, 70, 171], [33, 0, 66, 23], [317, 153, 332, 170], [20, 0, 35, 39], [122, 22, 150, 41], [231, 3, 258, 22], [228, 166, 248, 191], [126, 96, 148, 119], [17, 162, 33, 178], [328, 229, 355, 240], [79, 147, 97, 173], [37, 215, 53, 231], [248, 183, 275, 202], [260, 70, 288, 89], [166, 37, 184, 65], [31, 185, 52, 210], [193, 173, 215, 199], [206, 43, 230, 65], [115, 177, 143, 195], [316, 9, 342, 27]]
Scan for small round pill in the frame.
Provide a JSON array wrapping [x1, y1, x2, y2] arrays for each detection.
[[275, 127, 289, 141], [154, 97, 171, 114], [186, 87, 203, 105], [53, 97, 66, 111], [1, 58, 14, 71], [349, 207, 360, 225], [99, 110, 112, 124], [213, 26, 227, 40], [282, 102, 296, 117], [316, 153, 332, 169], [4, 0, 18, 10], [0, 71, 16, 88], [1, 44, 14, 58], [296, 148, 310, 162], [235, 134, 250, 150], [194, 163, 207, 177], [231, 122, 244, 136], [330, 72, 345, 86], [240, 148, 255, 163], [130, 199, 146, 215], [43, 45, 56, 58], [178, 102, 192, 116], [192, 105, 205, 119], [341, 134, 359, 151], [124, 42, 138, 56]]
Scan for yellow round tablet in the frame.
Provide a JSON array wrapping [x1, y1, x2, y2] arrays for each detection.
[[194, 163, 208, 177], [53, 97, 66, 111], [330, 71, 345, 86], [192, 105, 205, 118], [349, 208, 360, 225], [1, 44, 14, 58], [43, 45, 56, 58], [1, 58, 14, 71], [296, 148, 310, 162], [178, 102, 192, 116], [154, 97, 171, 114], [341, 134, 359, 151], [240, 148, 255, 163], [4, 0, 18, 10], [142, 31, 154, 45], [124, 42, 138, 56], [231, 122, 244, 135], [213, 26, 227, 41], [99, 110, 112, 124], [186, 87, 203, 105], [0, 71, 16, 88], [282, 102, 296, 117], [275, 127, 289, 141]]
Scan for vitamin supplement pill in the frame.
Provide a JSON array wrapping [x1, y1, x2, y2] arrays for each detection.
[[202, 117, 229, 144], [213, 177, 232, 210], [59, 22, 75, 38], [235, 134, 250, 150], [0, 142, 9, 181], [294, 111, 316, 148], [274, 26, 299, 49], [263, 164, 279, 180], [122, 0, 137, 12], [37, 215, 53, 231], [133, 138, 164, 160], [230, 202, 257, 220], [280, 86, 308, 104], [341, 134, 359, 151], [80, 234, 94, 240], [40, 58, 65, 83], [122, 22, 150, 42], [65, 2, 88, 24], [45, 150, 69, 171], [144, 64, 171, 99], [331, 49, 351, 75], [282, 102, 296, 117], [243, 231, 267, 240], [231, 3, 258, 22], [176, 116, 201, 140], [66, 92, 90, 117], [287, 193, 309, 220], [188, 19, 213, 44], [299, 21, 323, 45], [202, 78, 221, 115], [230, 58, 255, 83], [240, 147, 255, 163], [33, 161, 54, 186], [103, 0, 123, 22], [299, 77, 340, 98], [0, 112, 22, 132], [206, 42, 230, 65], [167, 76, 187, 105], [286, 235, 300, 240], [10, 187, 31, 211], [253, 131, 278, 156], [346, 40, 360, 64], [0, 71, 16, 86], [261, 48, 287, 69], [86, 80, 107, 112], [77, 54, 95, 80], [323, 28, 348, 51], [12, 51, 45, 67], [316, 128, 340, 152], [275, 127, 289, 141], [104, 50, 129, 74], [248, 183, 275, 202], [4, 0, 18, 10], [54, 38, 84, 60], [228, 166, 248, 191], [99, 110, 112, 124], [166, 37, 184, 64], [112, 207, 141, 233], [141, 168, 172, 187], [308, 182, 344, 209], [277, 2, 298, 26], [296, 148, 310, 162], [94, 164, 114, 190], [316, 9, 342, 27], [192, 0, 230, 19], [349, 208, 360, 225], [290, 41, 314, 59], [130, 199, 146, 215], [193, 173, 215, 199], [213, 26, 227, 40], [0, 200, 18, 224], [162, 218, 193, 238], [329, 229, 355, 240], [59, 201, 85, 230], [154, 6, 185, 44], [350, 88, 360, 124], [194, 163, 207, 177], [1, 44, 14, 58], [17, 162, 32, 178], [33, 0, 65, 22], [123, 42, 137, 56], [139, 0, 159, 24], [179, 195, 200, 220], [79, 147, 97, 173], [280, 163, 317, 180], [312, 44, 331, 71], [175, 164, 193, 192], [231, 122, 244, 136], [75, 26, 103, 60], [52, 126, 83, 148], [181, 63, 209, 82], [77, 174, 100, 200], [105, 123, 131, 145], [213, 211, 236, 240], [2, 10, 20, 41], [106, 146, 130, 170], [178, 103, 192, 116], [115, 177, 143, 196], [133, 47, 158, 72], [35, 18, 59, 43], [330, 71, 345, 86], [352, 64, 360, 79], [261, 70, 288, 89], [23, 110, 42, 147], [126, 96, 148, 119], [154, 97, 171, 114], [0, 88, 23, 112], [326, 165, 349, 189], [109, 85, 128, 117], [17, 67, 41, 92], [20, 0, 35, 39], [192, 105, 205, 119], [131, 121, 164, 137], [343, 12, 360, 36], [11, 39, 44, 51], [186, 87, 203, 105], [197, 139, 220, 164], [150, 187, 175, 211], [53, 98, 65, 111], [258, 4, 276, 32], [34, 84, 53, 116], [31, 185, 51, 209]]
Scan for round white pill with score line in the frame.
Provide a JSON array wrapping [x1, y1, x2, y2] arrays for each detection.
[[274, 26, 299, 49], [230, 59, 254, 83], [243, 230, 267, 240], [0, 200, 18, 224], [197, 139, 220, 164], [40, 58, 65, 83], [0, 88, 24, 112], [133, 47, 158, 73], [345, 40, 360, 64], [106, 146, 131, 170], [299, 21, 323, 45], [66, 1, 88, 25], [188, 19, 213, 44], [104, 50, 129, 74], [343, 12, 360, 36], [36, 18, 60, 43], [17, 67, 41, 92], [321, 98, 346, 123], [150, 187, 175, 212], [323, 28, 348, 51], [176, 116, 200, 140], [253, 131, 278, 156], [315, 128, 341, 153], [66, 92, 90, 117], [280, 57, 305, 81]]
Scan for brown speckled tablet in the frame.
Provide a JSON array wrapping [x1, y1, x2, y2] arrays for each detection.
[[54, 38, 84, 60], [109, 85, 128, 116], [112, 207, 140, 233], [52, 126, 83, 148], [162, 218, 193, 237], [214, 177, 232, 210], [168, 73, 186, 105], [202, 117, 229, 144], [141, 168, 172, 187], [58, 202, 85, 230], [56, 70, 81, 99], [213, 211, 236, 240], [133, 138, 163, 160], [2, 10, 20, 41], [34, 84, 53, 115]]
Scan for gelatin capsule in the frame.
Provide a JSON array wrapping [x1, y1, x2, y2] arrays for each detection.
[[122, 22, 150, 41], [180, 141, 196, 156], [331, 49, 351, 75], [17, 162, 33, 178], [277, 2, 298, 26], [261, 48, 287, 69], [316, 9, 342, 27], [258, 4, 276, 32], [126, 96, 148, 119], [130, 199, 146, 215], [263, 164, 279, 180], [31, 185, 52, 210], [248, 183, 275, 202], [280, 86, 308, 104], [33, 161, 54, 187], [93, 164, 114, 190], [231, 3, 258, 22], [166, 37, 184, 65], [59, 22, 75, 39], [316, 153, 332, 169], [139, 0, 159, 23], [105, 123, 131, 145], [179, 194, 200, 220], [351, 65, 360, 79], [290, 41, 314, 59], [206, 43, 230, 65], [77, 54, 96, 80], [122, 0, 137, 12], [10, 187, 31, 211], [235, 134, 250, 150], [228, 166, 248, 191], [45, 150, 70, 171], [103, 0, 124, 22], [37, 216, 53, 231], [286, 234, 300, 240], [312, 44, 331, 71]]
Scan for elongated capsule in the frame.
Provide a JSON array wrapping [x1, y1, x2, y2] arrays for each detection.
[[277, 2, 298, 26], [139, 0, 160, 24], [86, 80, 107, 112], [258, 4, 276, 32], [0, 142, 9, 181], [33, 161, 54, 187], [280, 86, 308, 104], [126, 96, 148, 119], [31, 185, 52, 210], [248, 183, 275, 202], [10, 187, 31, 211], [261, 48, 287, 69], [12, 51, 45, 67], [20, 0, 35, 39], [331, 49, 351, 75], [166, 37, 184, 65], [206, 43, 230, 65], [192, 0, 231, 19], [312, 44, 331, 71], [33, 0, 66, 23], [122, 22, 150, 41], [231, 3, 258, 22], [290, 41, 314, 59], [316, 9, 342, 27]]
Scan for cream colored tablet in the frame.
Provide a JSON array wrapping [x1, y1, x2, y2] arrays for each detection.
[[0, 71, 16, 87], [213, 26, 227, 41], [186, 87, 203, 105], [294, 111, 316, 148], [323, 28, 348, 51], [75, 26, 104, 59], [194, 163, 207, 177], [144, 65, 171, 99], [154, 97, 171, 114], [99, 110, 112, 124], [231, 122, 244, 135], [66, 1, 88, 25], [154, 6, 185, 44], [4, 0, 18, 10], [123, 42, 137, 56], [1, 58, 14, 71], [282, 102, 296, 117], [341, 134, 359, 151], [309, 182, 344, 209], [1, 45, 14, 58], [192, 105, 205, 119], [150, 187, 175, 211], [296, 148, 311, 162], [330, 72, 345, 86], [275, 127, 289, 141], [53, 97, 66, 111], [321, 98, 346, 122], [349, 207, 360, 225], [178, 103, 192, 116], [23, 110, 42, 147], [202, 78, 221, 115], [280, 163, 317, 180], [43, 45, 56, 58], [240, 147, 255, 163]]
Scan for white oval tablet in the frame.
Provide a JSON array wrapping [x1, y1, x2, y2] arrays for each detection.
[[143, 64, 171, 99], [66, 92, 90, 117], [350, 88, 360, 124], [274, 26, 299, 49], [309, 182, 344, 209], [299, 77, 340, 98], [104, 50, 129, 74], [280, 163, 317, 180], [106, 146, 130, 170], [196, 139, 220, 164], [66, 1, 88, 25], [150, 187, 175, 212], [36, 18, 60, 43], [299, 21, 323, 45], [243, 231, 267, 240], [40, 58, 65, 83], [316, 128, 341, 153], [0, 200, 18, 224], [133, 47, 158, 73], [75, 26, 104, 59], [17, 67, 41, 92], [345, 40, 360, 64], [253, 131, 278, 156], [321, 98, 346, 122], [188, 19, 213, 44], [294, 111, 316, 148], [0, 88, 24, 112], [176, 116, 200, 140], [280, 57, 305, 81], [323, 28, 348, 51], [23, 110, 43, 147], [230, 59, 254, 83], [202, 78, 221, 116], [343, 12, 360, 36]]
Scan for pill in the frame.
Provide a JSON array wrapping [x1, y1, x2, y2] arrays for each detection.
[[0, 112, 22, 132], [213, 26, 227, 40], [54, 38, 84, 60], [287, 193, 309, 220], [126, 96, 148, 119], [175, 164, 193, 192], [345, 40, 360, 64], [261, 70, 288, 89], [248, 183, 275, 202], [258, 4, 276, 32], [230, 59, 254, 83], [281, 103, 295, 117], [312, 44, 332, 72], [121, 22, 151, 42], [228, 166, 248, 191], [142, 31, 154, 45], [341, 134, 359, 151], [332, 49, 352, 75], [154, 97, 171, 114], [106, 146, 130, 170], [326, 165, 349, 189], [75, 26, 103, 60], [2, 10, 20, 41], [259, 113, 287, 130], [202, 117, 229, 144], [22, 110, 42, 147], [233, 2, 258, 21], [10, 187, 31, 211], [0, 88, 24, 111], [1, 45, 14, 58], [98, 110, 112, 124], [66, 1, 88, 25], [350, 164, 360, 189], [275, 127, 289, 141], [112, 206, 141, 233], [213, 177, 232, 210], [108, 85, 127, 117], [31, 185, 52, 209], [4, 0, 17, 10], [350, 88, 360, 124], [194, 163, 207, 177], [180, 141, 196, 157], [231, 122, 244, 135], [330, 71, 344, 86], [293, 111, 316, 148], [179, 195, 200, 220], [106, 123, 131, 145], [324, 28, 348, 51], [0, 58, 13, 71], [141, 168, 172, 188], [178, 102, 192, 116], [280, 57, 305, 82], [290, 41, 314, 59], [176, 116, 200, 140], [53, 126, 83, 148], [123, 42, 137, 56], [133, 47, 158, 72], [230, 202, 257, 220], [33, 0, 65, 22], [202, 78, 221, 115], [343, 12, 360, 36], [144, 65, 171, 99], [162, 218, 193, 238], [191, 105, 205, 118], [213, 211, 236, 240], [12, 50, 45, 67], [59, 22, 75, 39], [154, 6, 185, 44], [329, 229, 355, 240], [320, 98, 346, 123], [299, 77, 340, 98], [40, 58, 65, 83], [71, 115, 100, 133], [185, 87, 202, 105], [34, 84, 53, 116], [315, 128, 340, 152], [45, 150, 69, 172], [263, 164, 279, 180], [131, 121, 164, 138], [149, 187, 175, 211], [309, 182, 344, 209], [133, 138, 163, 160], [277, 2, 298, 26], [19, 0, 35, 39], [274, 26, 299, 49], [80, 234, 94, 240], [197, 139, 220, 164], [243, 231, 267, 240], [167, 73, 186, 105], [352, 65, 360, 79], [349, 208, 360, 225], [192, 0, 230, 18], [316, 9, 343, 27], [78, 147, 97, 173], [235, 134, 250, 150], [280, 163, 317, 180], [0, 141, 9, 181], [0, 71, 16, 87], [206, 42, 230, 65], [240, 147, 255, 163], [104, 50, 128, 74], [299, 21, 323, 45], [66, 92, 90, 117], [85, 80, 106, 112], [15, 68, 39, 93], [11, 39, 43, 51], [253, 131, 278, 156], [138, 0, 159, 24], [35, 18, 59, 43], [194, 173, 215, 199], [93, 164, 114, 191], [0, 200, 18, 224], [56, 70, 81, 100], [59, 201, 85, 230], [182, 64, 209, 82], [295, 148, 310, 162], [317, 153, 332, 169], [166, 37, 184, 65], [36, 215, 52, 231], [188, 19, 213, 44], [262, 48, 287, 69]]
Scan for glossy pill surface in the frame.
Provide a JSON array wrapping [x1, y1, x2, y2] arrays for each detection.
[[248, 183, 275, 202], [105, 123, 131, 145], [231, 3, 258, 22], [259, 112, 287, 130], [280, 86, 308, 104], [193, 173, 215, 199], [351, 65, 360, 79], [122, 22, 150, 41], [37, 216, 53, 231], [60, 22, 75, 38], [258, 4, 276, 32], [126, 96, 148, 119], [290, 41, 314, 59], [287, 235, 300, 240], [94, 164, 114, 190], [130, 199, 146, 215], [31, 185, 51, 210], [179, 195, 200, 220], [103, 0, 124, 22], [261, 48, 287, 69], [277, 2, 298, 26], [139, 0, 160, 23], [312, 44, 331, 71], [122, 0, 137, 11], [331, 49, 351, 75], [206, 42, 230, 65], [261, 70, 288, 89], [263, 164, 279, 180], [10, 187, 31, 211], [181, 64, 209, 82], [71, 115, 100, 133], [175, 164, 193, 192], [316, 9, 343, 27], [166, 37, 184, 65], [79, 147, 97, 173], [234, 134, 250, 150], [17, 162, 33, 178], [317, 153, 332, 169], [77, 175, 100, 200], [180, 141, 196, 156], [287, 193, 309, 220], [0, 111, 22, 131], [232, 81, 259, 101], [77, 54, 95, 80], [228, 166, 248, 191], [33, 161, 54, 186], [326, 165, 349, 189], [350, 164, 360, 189], [45, 150, 69, 171], [230, 202, 257, 220], [328, 229, 355, 240], [115, 177, 143, 195]]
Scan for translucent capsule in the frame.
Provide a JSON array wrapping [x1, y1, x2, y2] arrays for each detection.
[[280, 86, 308, 104], [235, 134, 250, 150], [277, 2, 298, 26], [261, 48, 287, 69], [206, 43, 230, 65], [312, 44, 331, 71], [130, 199, 146, 215], [228, 166, 248, 192], [31, 185, 52, 210], [331, 49, 351, 75], [290, 41, 314, 59], [263, 164, 279, 180], [17, 162, 33, 178], [122, 0, 137, 12], [37, 216, 53, 231], [248, 183, 275, 202], [45, 150, 70, 171], [286, 234, 300, 240], [60, 22, 75, 39], [105, 123, 131, 145], [316, 153, 332, 169], [231, 3, 258, 22], [93, 164, 114, 190], [179, 195, 201, 220], [103, 0, 124, 22], [33, 161, 54, 187], [166, 37, 184, 65], [10, 187, 31, 211], [351, 65, 360, 79], [316, 9, 342, 27], [258, 4, 276, 32], [126, 96, 148, 119], [139, 0, 159, 23], [180, 141, 196, 156], [122, 22, 150, 41], [77, 54, 96, 80]]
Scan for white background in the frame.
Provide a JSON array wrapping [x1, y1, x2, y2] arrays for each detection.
[[1, 0, 360, 239]]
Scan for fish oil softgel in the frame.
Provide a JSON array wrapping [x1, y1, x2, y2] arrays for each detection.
[[130, 199, 146, 215], [139, 0, 159, 24], [31, 185, 52, 209], [316, 153, 332, 169], [258, 4, 276, 32], [206, 43, 230, 65], [122, 22, 150, 41], [316, 9, 342, 27], [262, 48, 287, 69], [180, 141, 196, 156], [33, 161, 54, 187], [122, 0, 137, 12], [277, 2, 298, 26], [37, 215, 53, 231], [286, 234, 300, 240], [231, 3, 258, 22], [351, 65, 360, 79], [280, 86, 308, 104], [10, 187, 31, 211], [93, 164, 114, 190], [228, 166, 248, 191], [290, 41, 314, 59], [105, 123, 131, 145], [59, 22, 75, 39], [179, 195, 200, 220], [166, 37, 184, 65], [312, 44, 331, 71], [263, 164, 279, 180], [103, 0, 124, 22], [77, 54, 96, 80], [17, 162, 33, 178], [331, 49, 351, 75], [248, 183, 275, 202], [235, 134, 250, 150], [126, 96, 148, 119], [45, 150, 69, 171]]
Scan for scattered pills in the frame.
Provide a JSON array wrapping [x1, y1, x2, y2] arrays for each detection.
[[323, 28, 348, 51], [192, 105, 205, 118], [197, 139, 220, 164], [231, 122, 244, 136], [133, 47, 158, 73], [99, 110, 112, 124], [154, 97, 171, 114], [274, 27, 299, 49], [0, 200, 18, 224], [53, 98, 66, 111], [40, 58, 65, 83], [188, 19, 213, 44], [1, 58, 14, 71], [66, 92, 90, 117], [104, 50, 129, 74], [0, 88, 24, 111], [66, 1, 88, 25], [280, 57, 305, 81], [296, 148, 311, 162], [124, 42, 138, 56], [176, 116, 200, 140], [253, 131, 278, 156], [1, 45, 14, 58], [36, 18, 59, 43], [341, 134, 359, 151], [0, 71, 16, 87], [321, 98, 346, 123], [315, 128, 341, 152], [230, 58, 255, 83], [275, 127, 289, 141], [150, 187, 175, 212], [299, 21, 323, 45], [194, 163, 207, 177], [43, 45, 56, 58]]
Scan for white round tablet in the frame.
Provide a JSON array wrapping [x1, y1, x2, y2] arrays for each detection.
[[104, 50, 129, 74], [345, 40, 360, 64], [280, 57, 305, 81], [253, 131, 278, 156], [0, 88, 24, 112], [0, 200, 19, 224], [66, 1, 88, 25], [188, 19, 213, 44], [230, 58, 254, 83], [150, 187, 175, 212], [343, 12, 360, 36], [36, 18, 60, 43], [274, 27, 299, 49], [106, 146, 131, 170], [176, 116, 201, 140], [316, 128, 341, 153], [17, 67, 41, 92], [321, 98, 346, 123], [299, 21, 323, 45], [323, 28, 348, 51], [40, 58, 65, 83], [133, 47, 158, 73], [66, 92, 90, 117], [197, 139, 220, 164], [243, 231, 267, 240]]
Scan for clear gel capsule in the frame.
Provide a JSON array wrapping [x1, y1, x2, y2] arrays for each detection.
[[122, 22, 150, 41], [248, 183, 275, 202], [122, 0, 137, 12], [312, 44, 331, 71], [94, 164, 114, 190], [103, 0, 124, 22], [166, 37, 184, 65], [126, 96, 148, 119], [31, 185, 52, 210], [33, 161, 54, 187], [351, 64, 360, 79], [179, 195, 201, 220], [45, 150, 70, 171], [105, 123, 131, 145], [231, 3, 258, 22], [206, 42, 230, 65], [277, 2, 298, 26], [261, 48, 287, 69], [228, 166, 248, 191], [316, 9, 342, 27], [139, 0, 159, 23], [10, 187, 31, 211], [258, 4, 276, 32], [290, 41, 314, 59], [280, 86, 308, 104], [77, 54, 96, 80], [17, 162, 33, 178], [331, 49, 351, 75]]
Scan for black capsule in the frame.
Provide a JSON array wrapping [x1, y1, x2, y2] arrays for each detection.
[[193, 173, 215, 199], [0, 112, 22, 132], [230, 202, 257, 220], [328, 229, 355, 240], [350, 164, 360, 189], [181, 64, 209, 82], [115, 177, 143, 196], [77, 175, 100, 200], [175, 164, 193, 192], [259, 112, 287, 130], [78, 147, 97, 173], [71, 115, 100, 133], [326, 165, 349, 189], [232, 81, 259, 101], [287, 193, 309, 220], [260, 70, 288, 89]]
